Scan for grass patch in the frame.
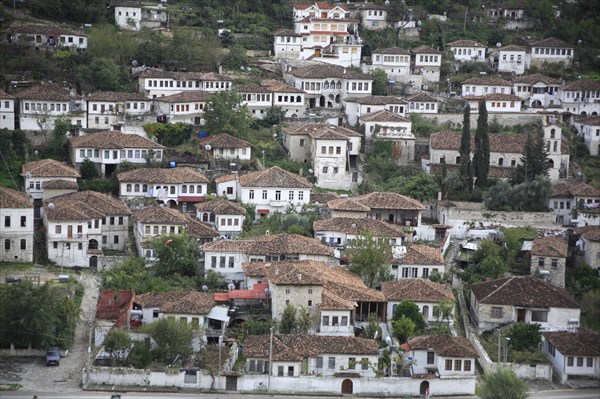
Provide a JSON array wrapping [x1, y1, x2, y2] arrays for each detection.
[[0, 384, 21, 391], [479, 330, 548, 363], [0, 262, 36, 276]]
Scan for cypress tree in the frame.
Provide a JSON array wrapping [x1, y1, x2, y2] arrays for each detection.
[[512, 125, 550, 183], [473, 101, 489, 188], [459, 103, 471, 189]]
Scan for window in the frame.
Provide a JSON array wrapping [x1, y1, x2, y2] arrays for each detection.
[[249, 190, 254, 200], [114, 236, 119, 245], [118, 217, 124, 225], [275, 191, 281, 201], [491, 307, 503, 318], [20, 216, 26, 227], [567, 357, 574, 367], [220, 257, 226, 268], [298, 191, 304, 201], [551, 259, 558, 268], [341, 316, 348, 326], [587, 357, 593, 367], [464, 360, 472, 371], [4, 216, 10, 227], [427, 352, 434, 364], [332, 316, 339, 326], [299, 139, 305, 147], [548, 342, 555, 357], [262, 190, 268, 200], [211, 256, 217, 268], [285, 288, 290, 294], [538, 258, 545, 267], [328, 357, 336, 369], [445, 359, 452, 370], [4, 239, 10, 250], [289, 191, 294, 201], [55, 225, 62, 234], [531, 310, 548, 322], [348, 358, 356, 370], [316, 357, 323, 369], [454, 359, 461, 371], [322, 316, 329, 326]]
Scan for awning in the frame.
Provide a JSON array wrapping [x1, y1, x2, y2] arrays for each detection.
[[206, 306, 230, 323], [257, 209, 270, 214], [178, 196, 205, 202]]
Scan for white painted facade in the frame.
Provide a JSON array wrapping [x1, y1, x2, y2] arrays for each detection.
[[136, 72, 232, 99], [496, 48, 528, 75], [366, 50, 411, 81], [19, 97, 86, 131], [543, 337, 600, 384], [134, 219, 185, 262], [389, 263, 443, 281], [196, 213, 244, 239], [573, 118, 600, 156], [411, 49, 442, 83], [312, 136, 361, 190], [530, 43, 573, 68], [119, 181, 207, 205], [0, 95, 16, 130], [409, 349, 475, 378], [387, 300, 452, 323], [24, 175, 78, 201], [239, 186, 310, 217], [359, 8, 388, 31], [449, 44, 486, 63], [273, 31, 303, 60], [215, 177, 237, 200], [115, 4, 167, 31], [343, 97, 406, 127], [0, 205, 34, 263], [86, 97, 151, 130]]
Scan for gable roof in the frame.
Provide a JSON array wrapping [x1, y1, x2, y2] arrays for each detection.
[[194, 199, 246, 215], [373, 46, 410, 55], [87, 91, 148, 102], [21, 159, 80, 178], [44, 191, 131, 221], [574, 225, 600, 242], [498, 45, 527, 52], [411, 45, 442, 54], [360, 110, 410, 123], [531, 235, 568, 258], [512, 73, 560, 85], [135, 291, 215, 315], [238, 166, 311, 188], [343, 95, 406, 105], [561, 79, 600, 92], [531, 37, 573, 49], [357, 191, 426, 211], [282, 123, 362, 139], [9, 24, 85, 37], [151, 91, 212, 103], [243, 334, 379, 361], [327, 197, 370, 212], [381, 279, 455, 303], [14, 84, 72, 101], [404, 92, 437, 102], [134, 205, 188, 224], [42, 179, 78, 190], [290, 64, 372, 80], [313, 217, 406, 237], [198, 133, 251, 149], [205, 233, 333, 256], [471, 276, 579, 308], [397, 244, 444, 265], [0, 186, 33, 209], [446, 40, 486, 48], [408, 335, 477, 358], [462, 77, 512, 86], [69, 131, 165, 150], [117, 167, 209, 184], [543, 329, 600, 357], [575, 115, 600, 126]]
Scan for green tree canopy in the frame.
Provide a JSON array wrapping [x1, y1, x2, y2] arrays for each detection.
[[459, 103, 471, 189], [346, 231, 393, 288], [473, 101, 490, 188], [103, 328, 132, 366], [507, 323, 542, 351], [511, 127, 550, 184], [151, 233, 203, 278], [476, 369, 529, 399], [144, 122, 192, 147], [369, 69, 389, 96], [392, 300, 426, 333], [149, 318, 195, 364], [203, 90, 252, 137]]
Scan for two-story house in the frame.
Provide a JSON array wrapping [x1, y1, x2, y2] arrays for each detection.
[[0, 186, 34, 263], [69, 131, 165, 177], [463, 93, 522, 114], [512, 73, 562, 109], [549, 182, 600, 226], [285, 64, 373, 109], [530, 235, 569, 288], [447, 40, 486, 63], [86, 91, 151, 129], [133, 68, 233, 99], [410, 46, 443, 83], [365, 47, 411, 81], [281, 123, 362, 190], [574, 226, 600, 271], [404, 92, 438, 114], [262, 80, 307, 118], [469, 276, 580, 333], [406, 335, 477, 380], [114, 1, 168, 31], [0, 91, 16, 130], [343, 95, 407, 126], [16, 84, 85, 131], [243, 334, 379, 377], [117, 167, 209, 213], [273, 29, 303, 60], [337, 191, 425, 226], [313, 217, 405, 249], [8, 24, 88, 50], [194, 199, 246, 239], [352, 2, 388, 31], [530, 37, 574, 68], [572, 115, 600, 156], [543, 329, 600, 384], [237, 84, 275, 119], [43, 191, 132, 269], [154, 91, 212, 125], [359, 110, 414, 156], [493, 45, 529, 75], [461, 76, 512, 97], [382, 279, 455, 323], [558, 79, 600, 117], [204, 233, 336, 285], [133, 205, 217, 262], [21, 158, 80, 209], [390, 244, 445, 281], [198, 133, 252, 161]]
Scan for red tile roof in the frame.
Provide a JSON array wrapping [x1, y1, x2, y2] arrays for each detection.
[[531, 235, 568, 258], [396, 244, 444, 265], [381, 279, 455, 303], [408, 335, 477, 358], [0, 186, 33, 209], [21, 159, 80, 178], [238, 166, 312, 188], [543, 329, 600, 357], [69, 131, 165, 150]]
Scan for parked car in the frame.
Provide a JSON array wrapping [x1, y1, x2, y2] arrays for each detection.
[[45, 347, 60, 366], [5, 276, 22, 284]]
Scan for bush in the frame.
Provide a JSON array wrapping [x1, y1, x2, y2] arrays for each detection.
[[128, 341, 151, 369]]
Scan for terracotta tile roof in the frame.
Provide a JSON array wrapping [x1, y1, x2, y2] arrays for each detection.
[[273, 29, 301, 37], [42, 179, 78, 190], [260, 80, 305, 93], [313, 217, 406, 237], [133, 68, 232, 81], [214, 173, 238, 184], [134, 205, 188, 224], [397, 244, 444, 265], [357, 191, 426, 211], [462, 77, 512, 86], [531, 37, 573, 48], [360, 110, 410, 123], [310, 192, 338, 204], [574, 226, 600, 242], [320, 289, 356, 310], [194, 199, 246, 215], [235, 84, 272, 93], [343, 95, 406, 105], [404, 92, 437, 102], [561, 79, 600, 92], [117, 167, 209, 184], [186, 218, 220, 238], [135, 291, 215, 314], [382, 279, 454, 303], [430, 131, 526, 153], [447, 40, 485, 48], [471, 276, 579, 308], [243, 260, 386, 303], [512, 73, 561, 85], [87, 91, 148, 102], [575, 115, 600, 126], [543, 329, 600, 357], [408, 335, 477, 358], [531, 235, 568, 258], [0, 186, 32, 208], [9, 24, 85, 36], [22, 159, 80, 178], [0, 91, 16, 99], [373, 46, 410, 55], [499, 45, 527, 52], [44, 190, 131, 221], [463, 93, 522, 101], [243, 334, 379, 361], [282, 123, 362, 139], [551, 182, 600, 198], [154, 91, 212, 103], [204, 233, 334, 256], [327, 197, 370, 212], [14, 84, 72, 101], [69, 131, 165, 150], [290, 64, 372, 80], [198, 133, 251, 149], [238, 166, 312, 188], [411, 45, 442, 54]]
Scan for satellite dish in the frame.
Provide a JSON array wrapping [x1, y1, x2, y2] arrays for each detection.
[[308, 168, 313, 174], [385, 0, 390, 4], [48, 203, 55, 209], [351, 223, 357, 228], [25, 172, 32, 178], [204, 144, 212, 151], [132, 60, 138, 67], [202, 285, 208, 292], [385, 336, 392, 346], [496, 42, 502, 48], [422, 85, 428, 90], [265, 229, 270, 236], [264, 287, 270, 296], [228, 283, 235, 290]]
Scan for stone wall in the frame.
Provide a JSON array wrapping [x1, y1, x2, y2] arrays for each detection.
[[421, 112, 543, 129]]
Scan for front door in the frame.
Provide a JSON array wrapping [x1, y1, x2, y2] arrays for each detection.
[[225, 376, 237, 391], [517, 308, 526, 322], [341, 379, 353, 394]]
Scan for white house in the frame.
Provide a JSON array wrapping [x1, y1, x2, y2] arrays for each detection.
[[382, 279, 455, 323], [573, 115, 600, 156], [43, 191, 132, 269], [352, 2, 388, 31], [272, 29, 303, 60], [0, 91, 16, 130], [410, 46, 443, 83], [343, 95, 407, 126], [0, 186, 34, 263], [214, 174, 238, 201], [8, 24, 88, 50], [469, 276, 580, 333], [117, 167, 209, 213], [313, 217, 406, 249], [512, 73, 562, 109], [237, 84, 275, 119], [543, 122, 570, 182], [558, 79, 600, 117], [407, 335, 477, 378], [15, 84, 86, 131], [243, 334, 379, 377], [133, 68, 233, 99], [154, 91, 212, 126], [68, 131, 165, 177], [404, 92, 438, 114], [86, 91, 151, 129], [494, 45, 529, 75], [365, 47, 411, 81], [574, 226, 600, 271], [21, 159, 80, 204], [461, 76, 512, 97], [463, 93, 522, 113], [530, 37, 574, 68], [114, 2, 168, 31], [543, 329, 600, 384], [359, 110, 413, 153], [549, 182, 600, 226], [447, 40, 486, 63], [390, 244, 445, 280], [236, 166, 312, 218], [281, 123, 362, 190], [198, 133, 252, 161], [263, 80, 307, 118], [285, 64, 373, 110], [194, 199, 246, 239]]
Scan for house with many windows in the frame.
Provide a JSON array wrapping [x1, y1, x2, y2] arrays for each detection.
[[558, 79, 600, 117], [405, 92, 438, 114], [273, 29, 303, 60], [406, 335, 477, 378], [43, 191, 131, 269], [86, 91, 151, 129], [21, 159, 79, 213], [114, 1, 168, 31], [461, 77, 512, 97], [446, 40, 486, 63], [351, 2, 389, 31], [154, 91, 212, 126], [492, 45, 529, 75], [313, 217, 405, 249], [573, 115, 600, 156], [390, 244, 445, 281], [15, 84, 85, 131], [549, 181, 600, 226], [7, 24, 88, 50], [198, 133, 252, 161], [194, 199, 246, 239], [543, 329, 600, 384], [512, 73, 562, 109], [382, 279, 455, 323], [0, 186, 34, 263], [529, 37, 574, 68], [410, 46, 442, 83], [133, 68, 233, 99], [343, 95, 407, 126]]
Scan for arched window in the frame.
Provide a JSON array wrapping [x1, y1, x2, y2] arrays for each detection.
[[456, 156, 461, 164], [336, 81, 342, 89], [189, 185, 195, 193], [498, 157, 504, 166], [181, 185, 187, 193], [197, 185, 202, 193], [550, 128, 556, 138], [202, 213, 208, 222], [324, 81, 330, 90], [134, 184, 140, 192], [296, 95, 302, 102], [126, 184, 132, 192], [209, 213, 215, 222], [422, 305, 429, 318]]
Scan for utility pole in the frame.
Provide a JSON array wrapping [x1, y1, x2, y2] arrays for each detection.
[[497, 329, 501, 365], [268, 326, 274, 392]]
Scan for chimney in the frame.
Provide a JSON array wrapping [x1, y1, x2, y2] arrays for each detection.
[[343, 68, 347, 74], [297, 273, 302, 282], [218, 64, 223, 75]]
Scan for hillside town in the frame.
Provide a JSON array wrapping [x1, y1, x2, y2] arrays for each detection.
[[0, 0, 599, 398]]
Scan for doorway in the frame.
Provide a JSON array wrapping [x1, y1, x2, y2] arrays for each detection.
[[341, 379, 353, 394]]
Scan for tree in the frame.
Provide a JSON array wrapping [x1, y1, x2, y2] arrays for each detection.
[[203, 90, 252, 138], [151, 233, 203, 277], [144, 123, 192, 147], [76, 57, 128, 92], [50, 117, 71, 160], [476, 369, 529, 399], [103, 328, 132, 366], [391, 315, 416, 344], [461, 240, 508, 285], [370, 69, 389, 95], [507, 323, 541, 351], [395, 173, 440, 202], [392, 300, 426, 333], [79, 158, 99, 180], [459, 103, 471, 189], [346, 231, 393, 288], [361, 313, 382, 340], [223, 45, 248, 70], [149, 318, 195, 364], [473, 101, 490, 188], [260, 106, 286, 127], [279, 303, 297, 334], [512, 127, 549, 184]]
